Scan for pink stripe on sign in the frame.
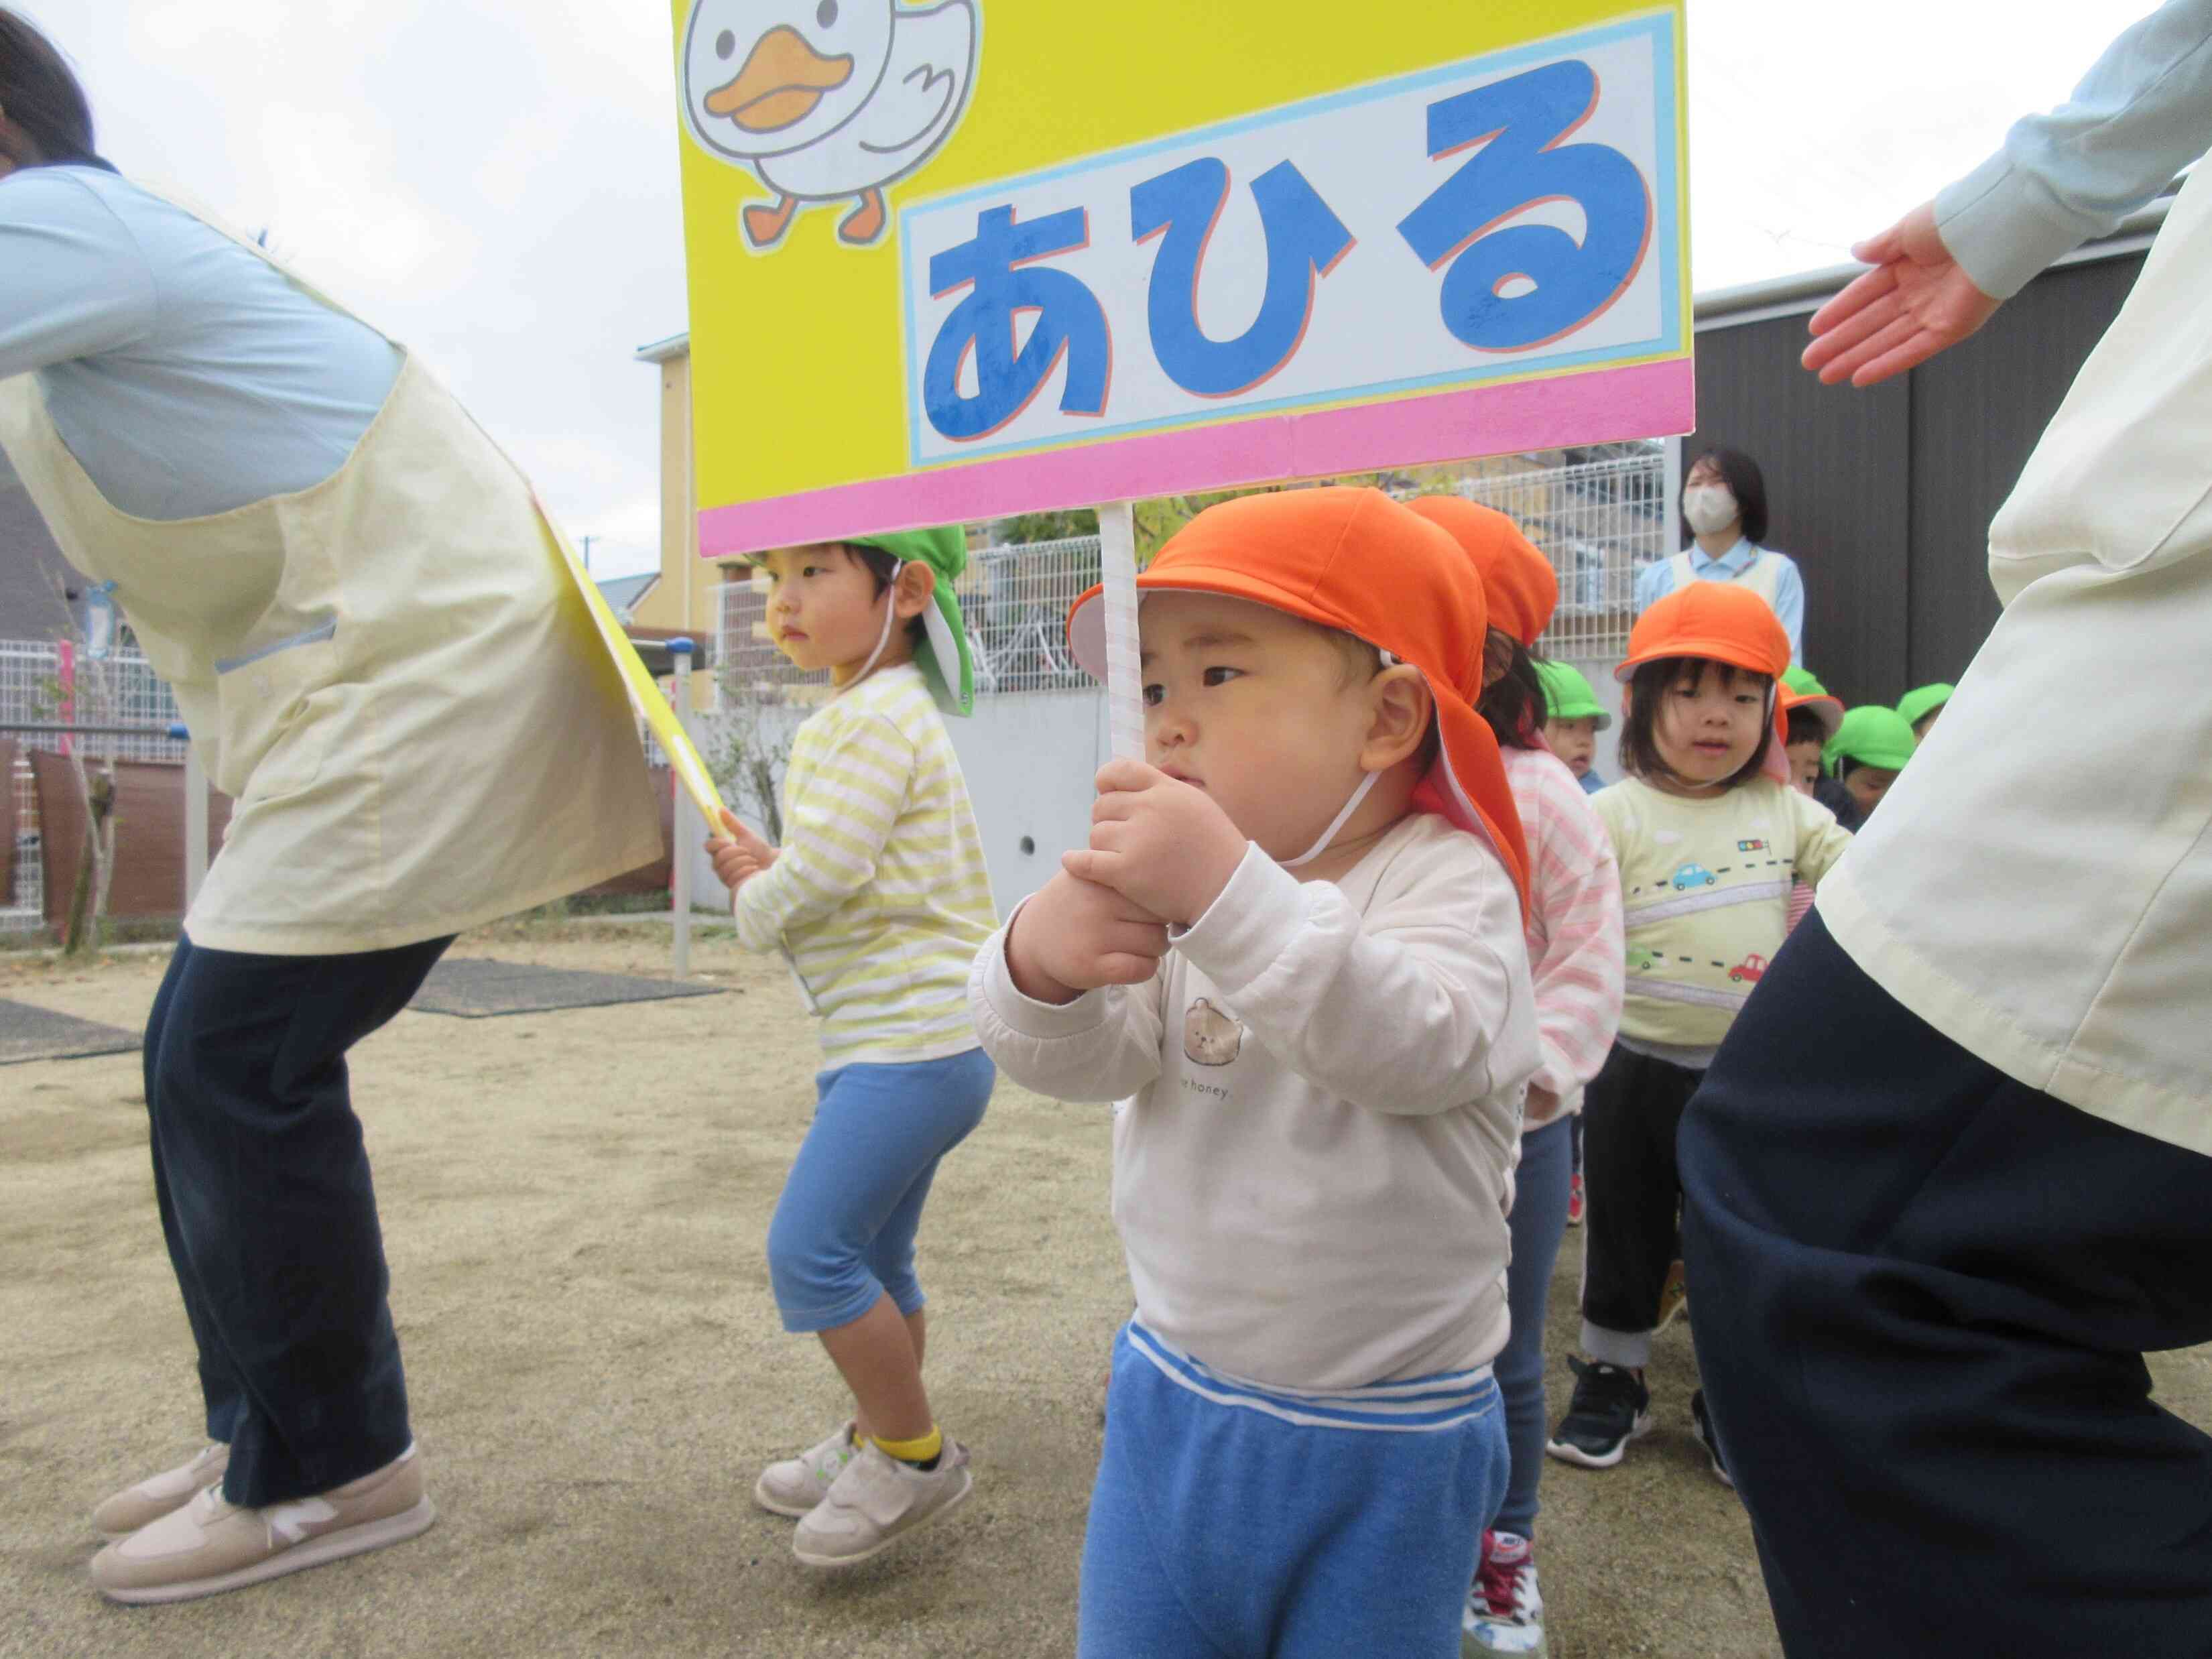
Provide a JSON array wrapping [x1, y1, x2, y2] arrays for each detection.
[[697, 358, 1695, 557]]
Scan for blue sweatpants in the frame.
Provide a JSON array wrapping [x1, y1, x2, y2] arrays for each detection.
[[1493, 1113, 1574, 1539], [1080, 1323, 1509, 1659], [765, 1048, 993, 1333]]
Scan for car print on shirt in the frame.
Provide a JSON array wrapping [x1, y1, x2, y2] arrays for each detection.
[[1627, 944, 1661, 973], [1728, 954, 1768, 984], [1671, 861, 1717, 891]]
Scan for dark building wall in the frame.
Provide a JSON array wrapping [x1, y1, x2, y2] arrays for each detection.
[[1685, 252, 2147, 711]]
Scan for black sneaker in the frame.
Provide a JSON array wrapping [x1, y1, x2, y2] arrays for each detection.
[[1544, 1357, 1652, 1469], [1689, 1388, 1735, 1488]]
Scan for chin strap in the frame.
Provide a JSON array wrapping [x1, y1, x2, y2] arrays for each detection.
[[1280, 650, 1399, 869], [1280, 770, 1383, 868], [842, 560, 907, 691]]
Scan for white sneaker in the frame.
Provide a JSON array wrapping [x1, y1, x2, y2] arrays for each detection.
[[93, 1444, 231, 1542], [754, 1422, 861, 1518], [90, 1442, 434, 1605], [792, 1438, 971, 1569], [1463, 1530, 1548, 1657]]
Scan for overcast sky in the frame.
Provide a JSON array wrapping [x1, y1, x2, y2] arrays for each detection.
[[32, 2, 2138, 578]]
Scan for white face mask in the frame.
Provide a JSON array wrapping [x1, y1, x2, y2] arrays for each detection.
[[1682, 484, 1740, 536]]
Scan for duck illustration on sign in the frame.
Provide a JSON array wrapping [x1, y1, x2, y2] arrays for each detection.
[[680, 0, 980, 251]]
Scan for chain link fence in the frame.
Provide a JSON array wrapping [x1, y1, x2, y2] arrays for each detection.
[[1451, 450, 1670, 662], [1, 639, 186, 935]]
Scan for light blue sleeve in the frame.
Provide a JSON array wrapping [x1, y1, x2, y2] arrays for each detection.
[[1935, 0, 2212, 298], [1633, 556, 1673, 615], [1769, 553, 1805, 661], [0, 168, 158, 377]]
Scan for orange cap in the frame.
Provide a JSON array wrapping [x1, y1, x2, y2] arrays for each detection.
[[1778, 686, 1844, 743], [1065, 487, 1530, 912], [1616, 581, 1791, 682], [1404, 495, 1558, 648], [1615, 583, 1793, 786]]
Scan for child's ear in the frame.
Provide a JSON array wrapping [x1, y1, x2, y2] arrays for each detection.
[[894, 562, 936, 620], [1362, 665, 1434, 772]]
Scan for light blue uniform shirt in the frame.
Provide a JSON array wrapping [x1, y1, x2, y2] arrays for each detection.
[[1937, 0, 2212, 298], [0, 166, 400, 521], [1632, 539, 1805, 660]]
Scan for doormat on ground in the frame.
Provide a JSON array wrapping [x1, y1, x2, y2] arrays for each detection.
[[0, 999, 140, 1065], [408, 957, 725, 1020]]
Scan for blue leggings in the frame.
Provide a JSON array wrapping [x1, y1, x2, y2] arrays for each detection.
[[1080, 1325, 1508, 1658], [765, 1048, 993, 1333], [1493, 1114, 1575, 1538]]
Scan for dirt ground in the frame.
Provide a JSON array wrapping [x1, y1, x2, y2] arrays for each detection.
[[4, 922, 2208, 1659]]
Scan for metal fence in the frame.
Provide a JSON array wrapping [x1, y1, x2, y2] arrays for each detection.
[[1452, 450, 1670, 662], [713, 534, 1104, 703], [0, 639, 184, 935]]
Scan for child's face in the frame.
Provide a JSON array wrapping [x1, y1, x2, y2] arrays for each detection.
[[1545, 716, 1597, 776], [1843, 764, 1900, 816], [1648, 660, 1769, 792], [1138, 591, 1395, 863], [753, 544, 894, 680], [1786, 737, 1824, 794]]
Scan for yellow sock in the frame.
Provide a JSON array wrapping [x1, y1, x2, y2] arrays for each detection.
[[871, 1426, 943, 1466]]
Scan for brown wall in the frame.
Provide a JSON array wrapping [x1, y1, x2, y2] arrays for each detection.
[[29, 752, 233, 930]]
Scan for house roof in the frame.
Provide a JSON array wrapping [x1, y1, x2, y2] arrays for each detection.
[[593, 570, 661, 621]]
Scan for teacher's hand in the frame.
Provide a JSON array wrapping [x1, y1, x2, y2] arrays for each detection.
[[1802, 202, 2002, 387]]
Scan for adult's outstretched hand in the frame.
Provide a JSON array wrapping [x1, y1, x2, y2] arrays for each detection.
[[1802, 202, 2003, 387]]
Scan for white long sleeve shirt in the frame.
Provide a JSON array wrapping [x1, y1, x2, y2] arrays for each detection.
[[971, 812, 1537, 1391], [1825, 1, 2212, 1156]]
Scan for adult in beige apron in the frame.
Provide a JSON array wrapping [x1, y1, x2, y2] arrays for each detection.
[[0, 140, 660, 1595], [1674, 4, 2212, 1650]]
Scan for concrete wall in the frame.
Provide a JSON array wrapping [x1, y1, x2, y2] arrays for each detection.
[[680, 689, 1107, 917]]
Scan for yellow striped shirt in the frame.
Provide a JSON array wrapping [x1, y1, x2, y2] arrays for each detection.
[[733, 663, 997, 1065]]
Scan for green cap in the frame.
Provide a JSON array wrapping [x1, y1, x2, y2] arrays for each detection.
[[845, 526, 975, 717], [1825, 705, 1918, 776], [1535, 660, 1610, 729], [1782, 666, 1829, 698], [1896, 682, 1955, 730]]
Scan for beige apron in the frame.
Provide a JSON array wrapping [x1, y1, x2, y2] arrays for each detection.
[[1665, 547, 1784, 607], [0, 182, 663, 955]]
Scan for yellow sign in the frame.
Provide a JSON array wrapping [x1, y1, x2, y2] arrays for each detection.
[[542, 496, 727, 833], [673, 1, 1690, 556]]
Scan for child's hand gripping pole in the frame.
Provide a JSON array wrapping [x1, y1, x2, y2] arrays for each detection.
[[1099, 501, 1145, 765]]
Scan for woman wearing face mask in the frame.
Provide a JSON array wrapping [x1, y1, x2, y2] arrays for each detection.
[[1636, 448, 1805, 662]]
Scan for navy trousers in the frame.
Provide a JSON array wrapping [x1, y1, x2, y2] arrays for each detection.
[[1680, 910, 2212, 1656], [143, 932, 451, 1507]]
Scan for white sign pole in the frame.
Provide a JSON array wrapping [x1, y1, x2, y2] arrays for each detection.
[[1098, 501, 1145, 765], [670, 639, 696, 980]]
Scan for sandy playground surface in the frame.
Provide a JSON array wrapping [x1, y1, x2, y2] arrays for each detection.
[[5, 920, 2210, 1659]]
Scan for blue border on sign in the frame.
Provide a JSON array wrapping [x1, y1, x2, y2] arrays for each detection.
[[896, 8, 1683, 471]]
